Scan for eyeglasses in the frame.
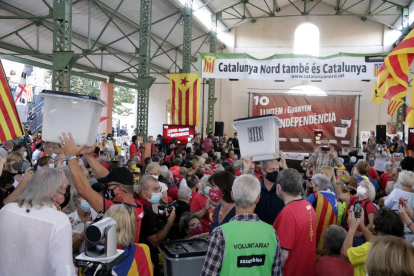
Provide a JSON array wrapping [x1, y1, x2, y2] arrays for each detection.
[[111, 201, 138, 216], [145, 187, 161, 193]]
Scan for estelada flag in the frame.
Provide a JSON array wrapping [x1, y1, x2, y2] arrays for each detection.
[[0, 59, 24, 142], [170, 73, 200, 126], [311, 193, 338, 251]]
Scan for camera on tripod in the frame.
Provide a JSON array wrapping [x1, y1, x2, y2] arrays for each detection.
[[158, 200, 179, 220], [75, 218, 124, 276]]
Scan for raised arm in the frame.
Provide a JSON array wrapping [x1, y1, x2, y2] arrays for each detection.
[[59, 132, 105, 213]]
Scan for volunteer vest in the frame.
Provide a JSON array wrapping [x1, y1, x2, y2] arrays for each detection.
[[220, 219, 277, 276]]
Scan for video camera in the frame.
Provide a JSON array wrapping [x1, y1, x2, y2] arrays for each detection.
[[158, 200, 179, 220], [75, 218, 124, 276]]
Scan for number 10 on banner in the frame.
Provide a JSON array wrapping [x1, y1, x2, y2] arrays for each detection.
[[253, 96, 269, 106]]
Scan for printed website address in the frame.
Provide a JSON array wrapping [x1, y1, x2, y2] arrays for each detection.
[[291, 74, 345, 79]]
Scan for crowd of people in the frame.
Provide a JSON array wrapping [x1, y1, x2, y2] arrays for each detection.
[[1, 128, 414, 276]]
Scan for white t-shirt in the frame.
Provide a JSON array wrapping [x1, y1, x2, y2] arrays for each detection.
[[0, 203, 76, 276], [32, 149, 42, 161], [106, 140, 115, 152], [384, 189, 414, 210]]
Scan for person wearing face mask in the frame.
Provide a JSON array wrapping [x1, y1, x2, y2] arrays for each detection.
[[179, 212, 202, 239], [202, 174, 282, 276], [136, 175, 176, 276], [306, 174, 338, 255], [102, 133, 120, 160], [336, 180, 376, 246], [252, 159, 284, 225], [145, 162, 168, 205], [68, 190, 92, 257], [0, 140, 14, 159], [11, 144, 31, 170], [59, 132, 145, 245], [272, 169, 316, 276], [0, 168, 76, 276], [5, 151, 25, 186], [191, 175, 217, 233]]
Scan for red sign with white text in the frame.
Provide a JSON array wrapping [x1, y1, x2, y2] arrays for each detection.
[[162, 124, 195, 144], [251, 94, 356, 151]]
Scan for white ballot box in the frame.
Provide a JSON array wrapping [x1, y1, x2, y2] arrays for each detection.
[[41, 90, 107, 146], [232, 114, 283, 161]]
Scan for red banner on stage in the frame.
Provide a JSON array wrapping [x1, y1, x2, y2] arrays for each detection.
[[251, 94, 356, 151]]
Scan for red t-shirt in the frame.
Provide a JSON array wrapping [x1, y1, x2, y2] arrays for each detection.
[[133, 193, 152, 209], [129, 143, 138, 159], [101, 163, 109, 170], [273, 199, 316, 276], [254, 173, 262, 181], [169, 166, 180, 176], [379, 173, 390, 188], [167, 187, 179, 201], [235, 171, 241, 176], [316, 256, 354, 276], [190, 191, 198, 206], [349, 195, 376, 231], [104, 198, 144, 243], [32, 138, 43, 151], [226, 158, 233, 164], [174, 175, 183, 186], [369, 167, 378, 180], [190, 193, 215, 233]]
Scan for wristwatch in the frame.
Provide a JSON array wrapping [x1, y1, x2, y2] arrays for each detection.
[[66, 155, 77, 162]]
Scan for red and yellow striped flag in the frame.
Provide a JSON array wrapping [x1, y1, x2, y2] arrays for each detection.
[[170, 73, 200, 126], [313, 193, 337, 252], [387, 98, 404, 116], [372, 28, 414, 122], [0, 59, 23, 143]]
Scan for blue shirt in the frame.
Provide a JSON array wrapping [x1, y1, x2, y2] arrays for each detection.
[[209, 204, 236, 234], [254, 180, 285, 225], [306, 191, 338, 216]]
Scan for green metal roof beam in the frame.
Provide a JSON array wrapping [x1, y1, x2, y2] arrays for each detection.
[[0, 1, 169, 73]]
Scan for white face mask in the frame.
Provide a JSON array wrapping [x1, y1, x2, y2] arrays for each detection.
[[48, 164, 55, 168], [23, 151, 27, 158], [150, 175, 159, 179], [356, 186, 367, 196]]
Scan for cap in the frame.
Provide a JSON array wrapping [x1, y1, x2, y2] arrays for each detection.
[[132, 167, 141, 174], [97, 167, 134, 185], [91, 183, 105, 193]]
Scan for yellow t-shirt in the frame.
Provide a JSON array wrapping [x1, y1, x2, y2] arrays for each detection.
[[347, 242, 372, 276]]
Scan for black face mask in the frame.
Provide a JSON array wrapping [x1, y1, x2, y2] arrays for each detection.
[[349, 189, 357, 195], [11, 162, 22, 171], [60, 187, 71, 209], [103, 188, 118, 201], [4, 186, 15, 197], [265, 171, 279, 183]]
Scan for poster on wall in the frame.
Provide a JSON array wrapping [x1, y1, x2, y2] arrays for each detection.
[[162, 124, 195, 145], [251, 94, 357, 151], [199, 53, 385, 81]]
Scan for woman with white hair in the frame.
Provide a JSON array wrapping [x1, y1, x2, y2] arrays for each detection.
[[384, 170, 414, 210], [307, 174, 338, 252], [103, 204, 153, 276], [0, 168, 75, 276]]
